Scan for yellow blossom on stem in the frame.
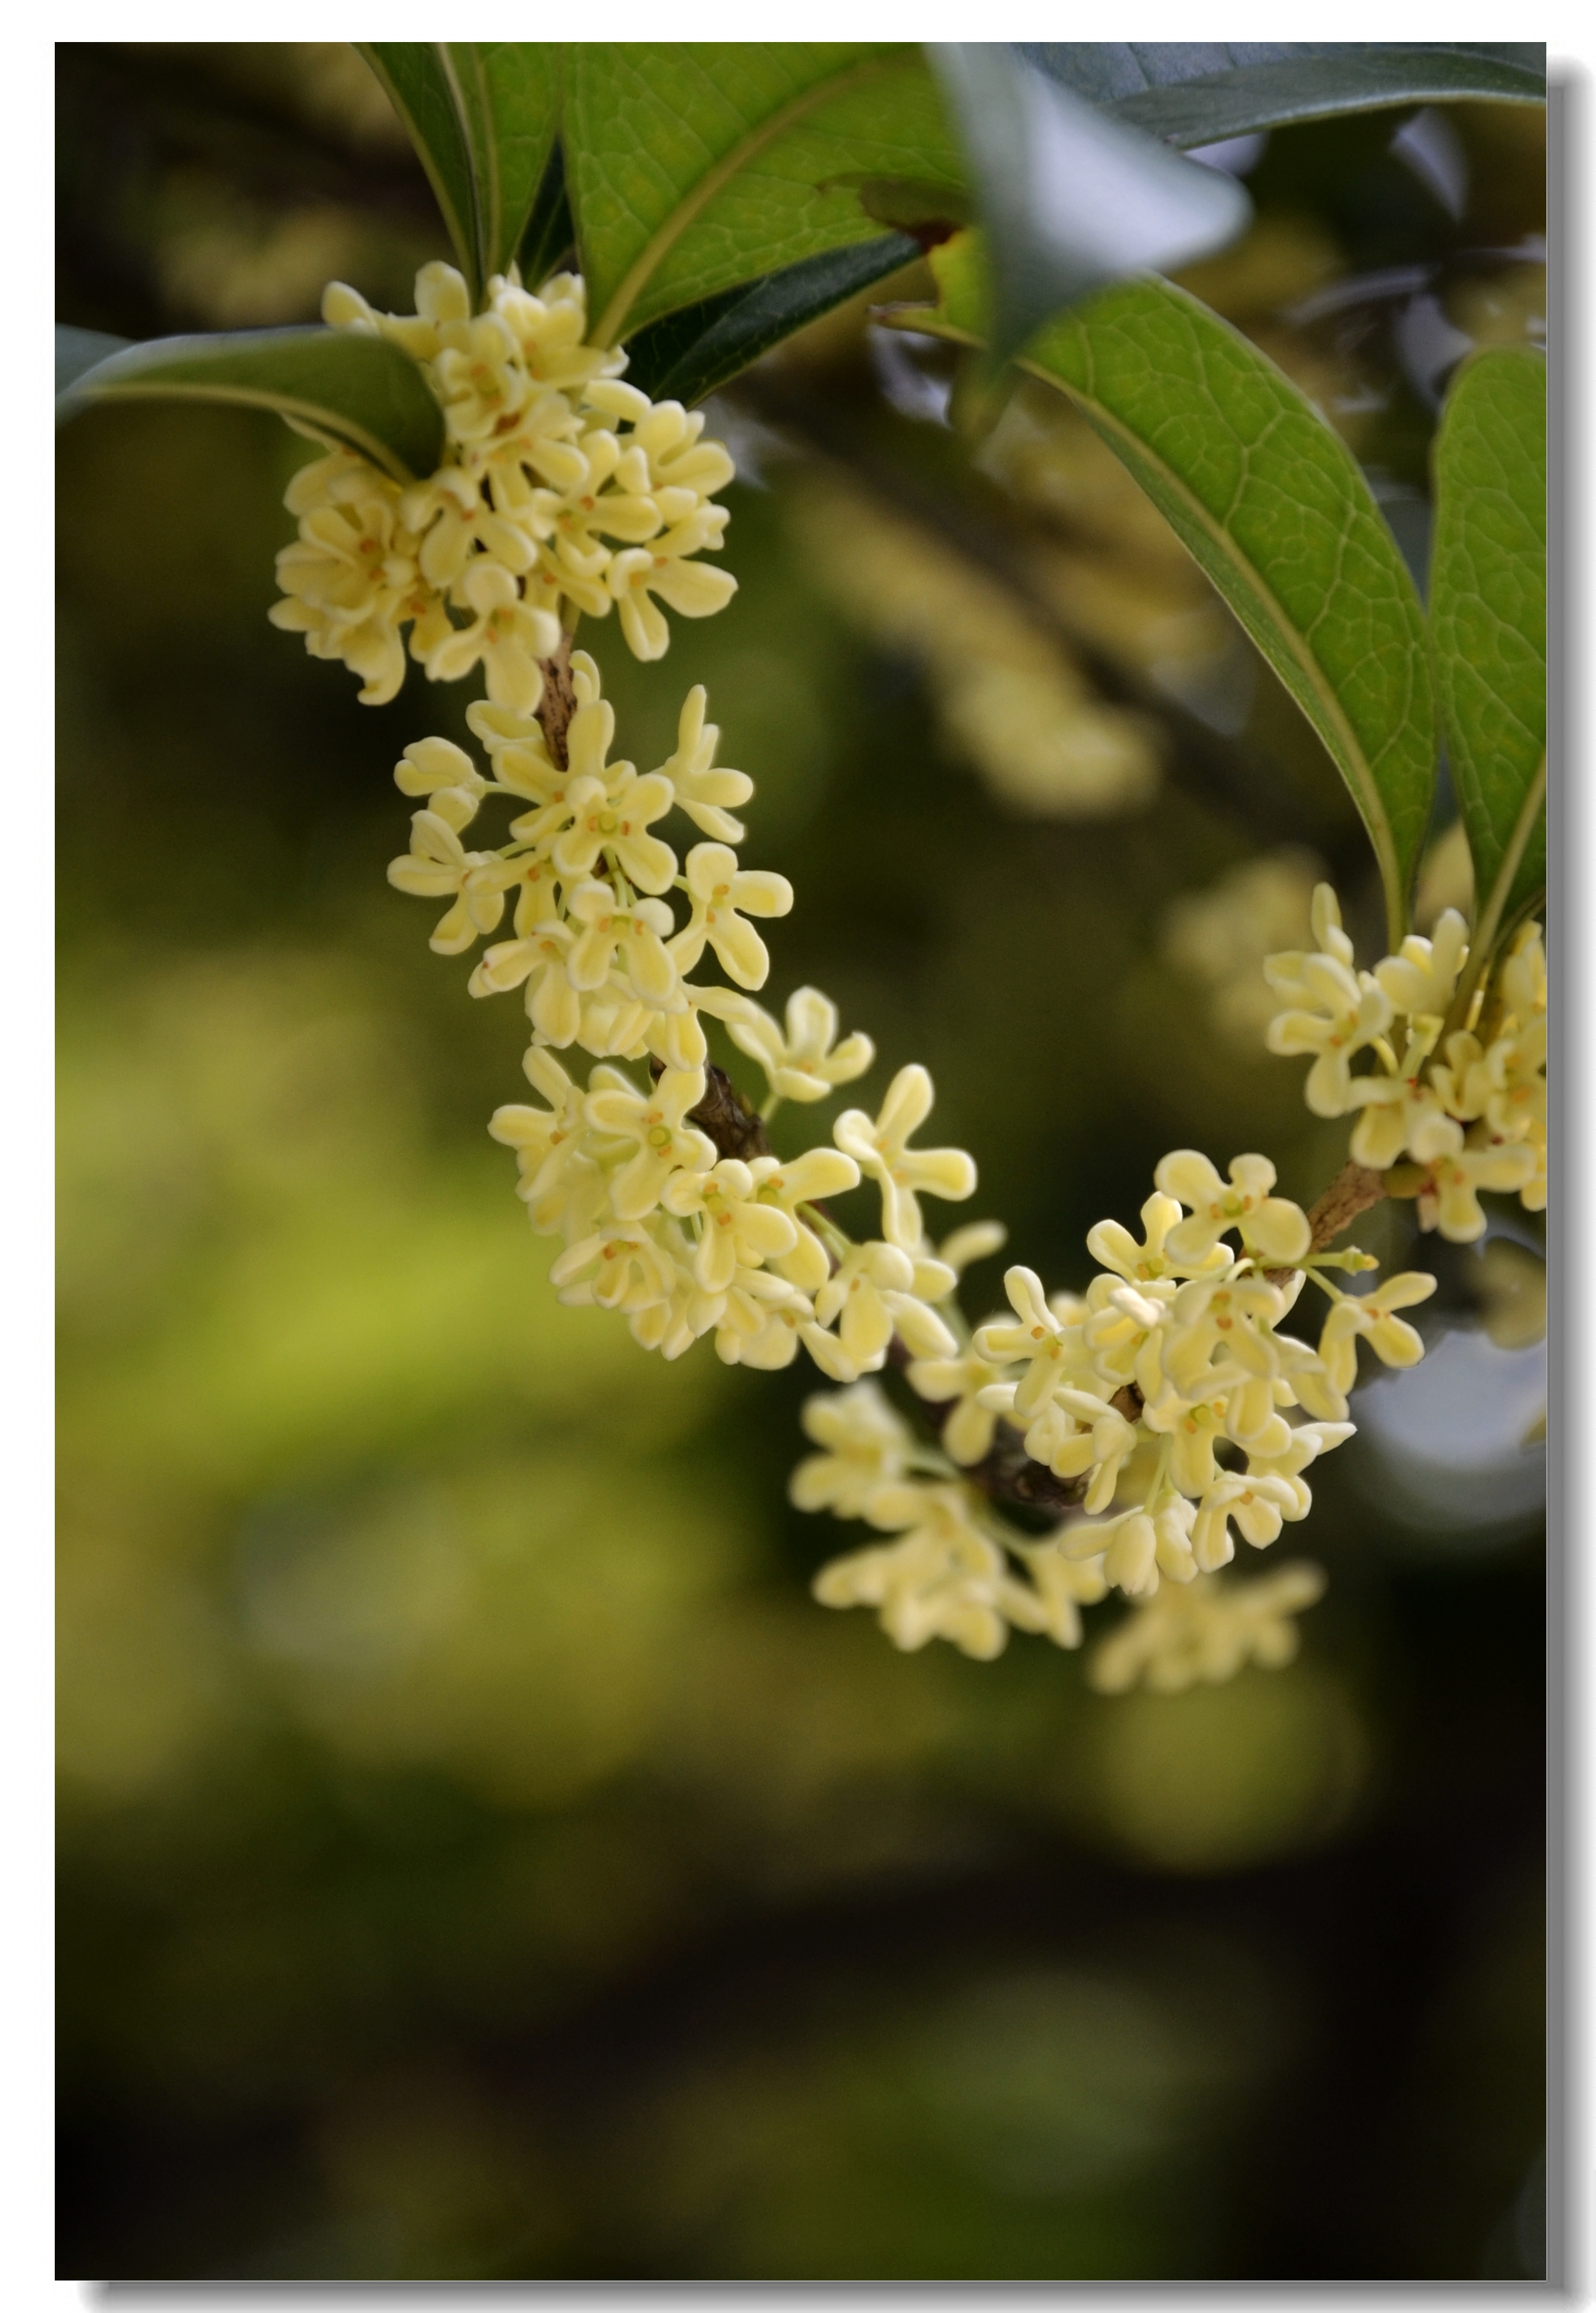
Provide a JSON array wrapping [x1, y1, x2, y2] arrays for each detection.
[[906, 1342, 1015, 1466], [1293, 1273, 1437, 1420], [426, 559, 561, 712], [788, 1382, 913, 1520], [727, 986, 875, 1103], [668, 843, 793, 989], [834, 1066, 978, 1252], [813, 1485, 1014, 1659], [581, 1067, 716, 1221], [814, 1241, 955, 1369], [1155, 1150, 1312, 1268], [653, 684, 755, 843], [971, 1266, 1088, 1419], [660, 1157, 799, 1293], [1373, 908, 1470, 1017], [1087, 1565, 1327, 1693], [1414, 1140, 1539, 1244]]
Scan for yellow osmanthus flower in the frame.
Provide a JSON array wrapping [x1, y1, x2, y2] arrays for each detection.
[[727, 987, 874, 1105], [833, 1066, 978, 1253], [789, 1382, 913, 1519], [271, 262, 737, 705], [1087, 1565, 1328, 1694], [386, 656, 975, 1405], [1263, 884, 1546, 1241]]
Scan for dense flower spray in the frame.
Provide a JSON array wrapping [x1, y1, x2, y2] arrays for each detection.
[[1264, 884, 1544, 1236], [280, 263, 1546, 1698], [271, 263, 736, 706]]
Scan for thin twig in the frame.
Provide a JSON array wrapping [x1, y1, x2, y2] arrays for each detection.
[[887, 1335, 1088, 1515], [648, 1057, 773, 1161], [690, 1060, 773, 1163], [536, 635, 578, 773], [1265, 1158, 1389, 1284]]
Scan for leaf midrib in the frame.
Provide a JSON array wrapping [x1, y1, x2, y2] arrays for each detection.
[[1481, 751, 1547, 936], [361, 45, 479, 298], [1024, 350, 1407, 939], [589, 51, 912, 347], [446, 45, 495, 279], [1446, 751, 1545, 1030], [75, 380, 418, 481]]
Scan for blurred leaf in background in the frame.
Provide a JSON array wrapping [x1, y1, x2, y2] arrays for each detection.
[[57, 45, 1545, 2283]]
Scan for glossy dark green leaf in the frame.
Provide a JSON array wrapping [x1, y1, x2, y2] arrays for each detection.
[[359, 45, 560, 301], [518, 142, 576, 287], [931, 45, 1250, 360], [360, 45, 480, 292], [445, 43, 561, 283], [887, 236, 1436, 940], [56, 325, 129, 400], [1020, 42, 1544, 148], [564, 44, 964, 347], [622, 234, 918, 406], [55, 327, 444, 483], [1430, 348, 1546, 956]]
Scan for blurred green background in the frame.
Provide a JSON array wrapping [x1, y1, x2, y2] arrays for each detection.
[[57, 45, 1547, 2281]]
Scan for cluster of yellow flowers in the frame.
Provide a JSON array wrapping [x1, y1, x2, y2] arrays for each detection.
[[799, 1143, 1436, 1672], [292, 264, 1540, 1702], [804, 1380, 1330, 1690], [1265, 886, 1546, 1234], [791, 886, 1547, 1684], [270, 263, 736, 707], [387, 652, 977, 1381], [385, 645, 1451, 1693]]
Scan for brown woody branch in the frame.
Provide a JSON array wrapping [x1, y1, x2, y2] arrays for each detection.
[[648, 1057, 773, 1162], [535, 636, 579, 773], [1265, 1158, 1389, 1284], [887, 1331, 1089, 1516]]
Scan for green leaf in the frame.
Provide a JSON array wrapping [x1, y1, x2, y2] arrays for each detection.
[[445, 43, 561, 283], [622, 234, 919, 406], [360, 45, 480, 292], [843, 178, 969, 237], [55, 327, 444, 483], [1430, 348, 1546, 957], [888, 237, 1436, 940], [359, 44, 560, 299], [931, 45, 1249, 361], [518, 142, 577, 286], [563, 44, 965, 347], [56, 325, 129, 399], [1020, 43, 1545, 148]]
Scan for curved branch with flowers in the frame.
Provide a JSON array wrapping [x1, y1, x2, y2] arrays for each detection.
[[57, 43, 1547, 1700]]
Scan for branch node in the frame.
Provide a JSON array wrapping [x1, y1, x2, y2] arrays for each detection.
[[536, 635, 578, 773], [650, 1056, 771, 1163]]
